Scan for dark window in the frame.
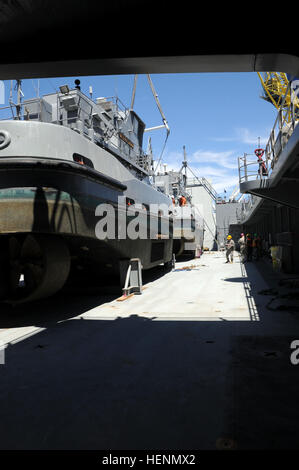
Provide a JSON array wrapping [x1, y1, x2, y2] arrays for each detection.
[[73, 153, 94, 168], [67, 110, 77, 123], [126, 197, 135, 207], [29, 113, 39, 120]]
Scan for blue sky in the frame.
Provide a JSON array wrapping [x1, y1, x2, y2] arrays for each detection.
[[3, 73, 277, 197]]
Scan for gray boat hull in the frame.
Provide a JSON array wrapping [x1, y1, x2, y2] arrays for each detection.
[[0, 159, 173, 270]]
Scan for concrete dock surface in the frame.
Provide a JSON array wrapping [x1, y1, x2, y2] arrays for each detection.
[[0, 251, 299, 449]]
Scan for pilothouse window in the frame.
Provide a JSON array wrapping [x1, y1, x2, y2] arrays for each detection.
[[67, 110, 77, 124], [73, 153, 94, 168], [28, 113, 39, 120], [126, 197, 135, 207]]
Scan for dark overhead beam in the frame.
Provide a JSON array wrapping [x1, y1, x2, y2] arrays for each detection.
[[0, 53, 298, 81], [0, 1, 298, 79]]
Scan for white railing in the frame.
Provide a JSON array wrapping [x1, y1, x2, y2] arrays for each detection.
[[238, 194, 261, 223], [238, 153, 270, 184], [0, 93, 152, 172], [238, 80, 299, 185]]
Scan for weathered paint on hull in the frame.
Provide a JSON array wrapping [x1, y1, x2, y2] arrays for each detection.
[[0, 182, 173, 272]]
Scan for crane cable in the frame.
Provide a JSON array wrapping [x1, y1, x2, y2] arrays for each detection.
[[129, 74, 170, 174], [146, 74, 170, 174]]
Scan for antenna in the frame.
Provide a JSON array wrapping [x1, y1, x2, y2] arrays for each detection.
[[181, 145, 188, 189], [89, 85, 93, 99]]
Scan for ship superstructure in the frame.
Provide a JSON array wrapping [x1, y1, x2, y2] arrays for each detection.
[[155, 147, 204, 257]]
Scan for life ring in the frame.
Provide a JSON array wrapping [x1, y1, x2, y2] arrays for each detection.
[[0, 130, 11, 149]]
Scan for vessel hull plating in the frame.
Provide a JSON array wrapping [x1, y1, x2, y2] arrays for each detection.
[[0, 160, 173, 273]]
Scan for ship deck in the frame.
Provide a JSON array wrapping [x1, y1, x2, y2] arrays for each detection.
[[0, 252, 299, 449]]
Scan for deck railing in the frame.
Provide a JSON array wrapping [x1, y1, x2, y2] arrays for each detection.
[[237, 79, 299, 223], [0, 92, 152, 172], [238, 80, 299, 185], [237, 193, 261, 224]]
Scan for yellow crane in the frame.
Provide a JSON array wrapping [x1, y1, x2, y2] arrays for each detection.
[[257, 72, 299, 122]]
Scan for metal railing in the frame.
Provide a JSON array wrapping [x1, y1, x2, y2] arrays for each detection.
[[201, 176, 218, 201], [0, 92, 152, 173], [238, 153, 270, 184], [186, 175, 218, 201], [238, 80, 299, 185], [238, 193, 261, 223], [238, 80, 299, 223]]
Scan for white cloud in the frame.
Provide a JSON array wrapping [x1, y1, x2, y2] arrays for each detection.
[[192, 165, 229, 177], [161, 149, 239, 177], [190, 150, 238, 170], [190, 163, 239, 193], [212, 136, 237, 143], [211, 127, 270, 146], [235, 127, 269, 146], [206, 175, 239, 194]]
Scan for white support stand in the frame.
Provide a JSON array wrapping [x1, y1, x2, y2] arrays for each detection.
[[120, 258, 143, 296], [172, 253, 176, 269]]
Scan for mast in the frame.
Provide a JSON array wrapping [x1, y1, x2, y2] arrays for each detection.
[[179, 145, 188, 192], [9, 80, 14, 119], [16, 79, 23, 120], [182, 145, 187, 189]]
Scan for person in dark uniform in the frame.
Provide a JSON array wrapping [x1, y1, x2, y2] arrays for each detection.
[[246, 233, 253, 261]]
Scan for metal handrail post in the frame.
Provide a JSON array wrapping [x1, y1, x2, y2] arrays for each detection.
[[244, 153, 248, 182]]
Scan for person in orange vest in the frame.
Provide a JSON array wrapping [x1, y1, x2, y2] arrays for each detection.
[[179, 195, 187, 206]]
